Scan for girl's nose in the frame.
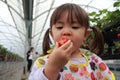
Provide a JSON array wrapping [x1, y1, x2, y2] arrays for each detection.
[[63, 30, 72, 36]]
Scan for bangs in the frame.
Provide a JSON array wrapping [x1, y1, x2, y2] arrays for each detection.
[[50, 3, 89, 28]]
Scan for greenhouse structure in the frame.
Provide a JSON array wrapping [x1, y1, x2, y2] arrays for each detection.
[[0, 0, 120, 80]]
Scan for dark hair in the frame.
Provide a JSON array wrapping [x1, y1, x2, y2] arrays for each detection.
[[42, 28, 52, 55], [42, 3, 104, 55], [50, 3, 89, 28], [89, 27, 104, 56], [35, 52, 38, 54], [27, 47, 34, 55], [26, 47, 34, 60], [30, 47, 34, 51]]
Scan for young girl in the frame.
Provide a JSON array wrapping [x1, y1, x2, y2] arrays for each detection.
[[29, 3, 115, 80]]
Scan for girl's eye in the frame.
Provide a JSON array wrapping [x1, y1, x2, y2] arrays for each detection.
[[56, 26, 63, 29], [72, 26, 80, 29]]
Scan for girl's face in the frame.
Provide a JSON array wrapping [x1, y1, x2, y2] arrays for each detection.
[[50, 11, 90, 50]]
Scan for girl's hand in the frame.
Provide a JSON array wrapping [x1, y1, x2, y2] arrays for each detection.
[[44, 38, 74, 80], [50, 39, 73, 68]]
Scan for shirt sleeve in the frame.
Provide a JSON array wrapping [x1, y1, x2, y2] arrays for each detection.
[[89, 53, 116, 80], [28, 57, 49, 80], [28, 68, 48, 80]]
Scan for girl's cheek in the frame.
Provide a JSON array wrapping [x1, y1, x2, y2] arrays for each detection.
[[73, 38, 83, 47]]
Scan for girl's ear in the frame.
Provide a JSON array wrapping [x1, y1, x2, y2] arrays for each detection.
[[84, 28, 92, 40], [49, 29, 53, 37], [49, 28, 55, 44]]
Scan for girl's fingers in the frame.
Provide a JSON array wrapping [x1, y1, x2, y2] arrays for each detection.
[[60, 40, 74, 57], [65, 42, 74, 54], [53, 42, 60, 50], [54, 40, 74, 58], [60, 40, 71, 50]]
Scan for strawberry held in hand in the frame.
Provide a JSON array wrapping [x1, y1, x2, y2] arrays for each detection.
[[58, 37, 69, 47], [47, 37, 69, 53]]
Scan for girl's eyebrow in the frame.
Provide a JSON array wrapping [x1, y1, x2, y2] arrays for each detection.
[[56, 21, 64, 24], [72, 21, 78, 23], [70, 20, 80, 25], [57, 20, 78, 23], [56, 19, 79, 25]]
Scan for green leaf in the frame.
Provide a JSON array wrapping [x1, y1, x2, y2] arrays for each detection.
[[114, 2, 120, 7], [89, 12, 96, 16], [63, 66, 68, 70]]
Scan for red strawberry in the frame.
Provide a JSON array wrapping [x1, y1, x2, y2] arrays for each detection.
[[94, 59, 98, 63], [91, 72, 96, 80], [118, 33, 120, 38], [99, 62, 107, 71], [69, 65, 78, 73], [58, 37, 69, 47]]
